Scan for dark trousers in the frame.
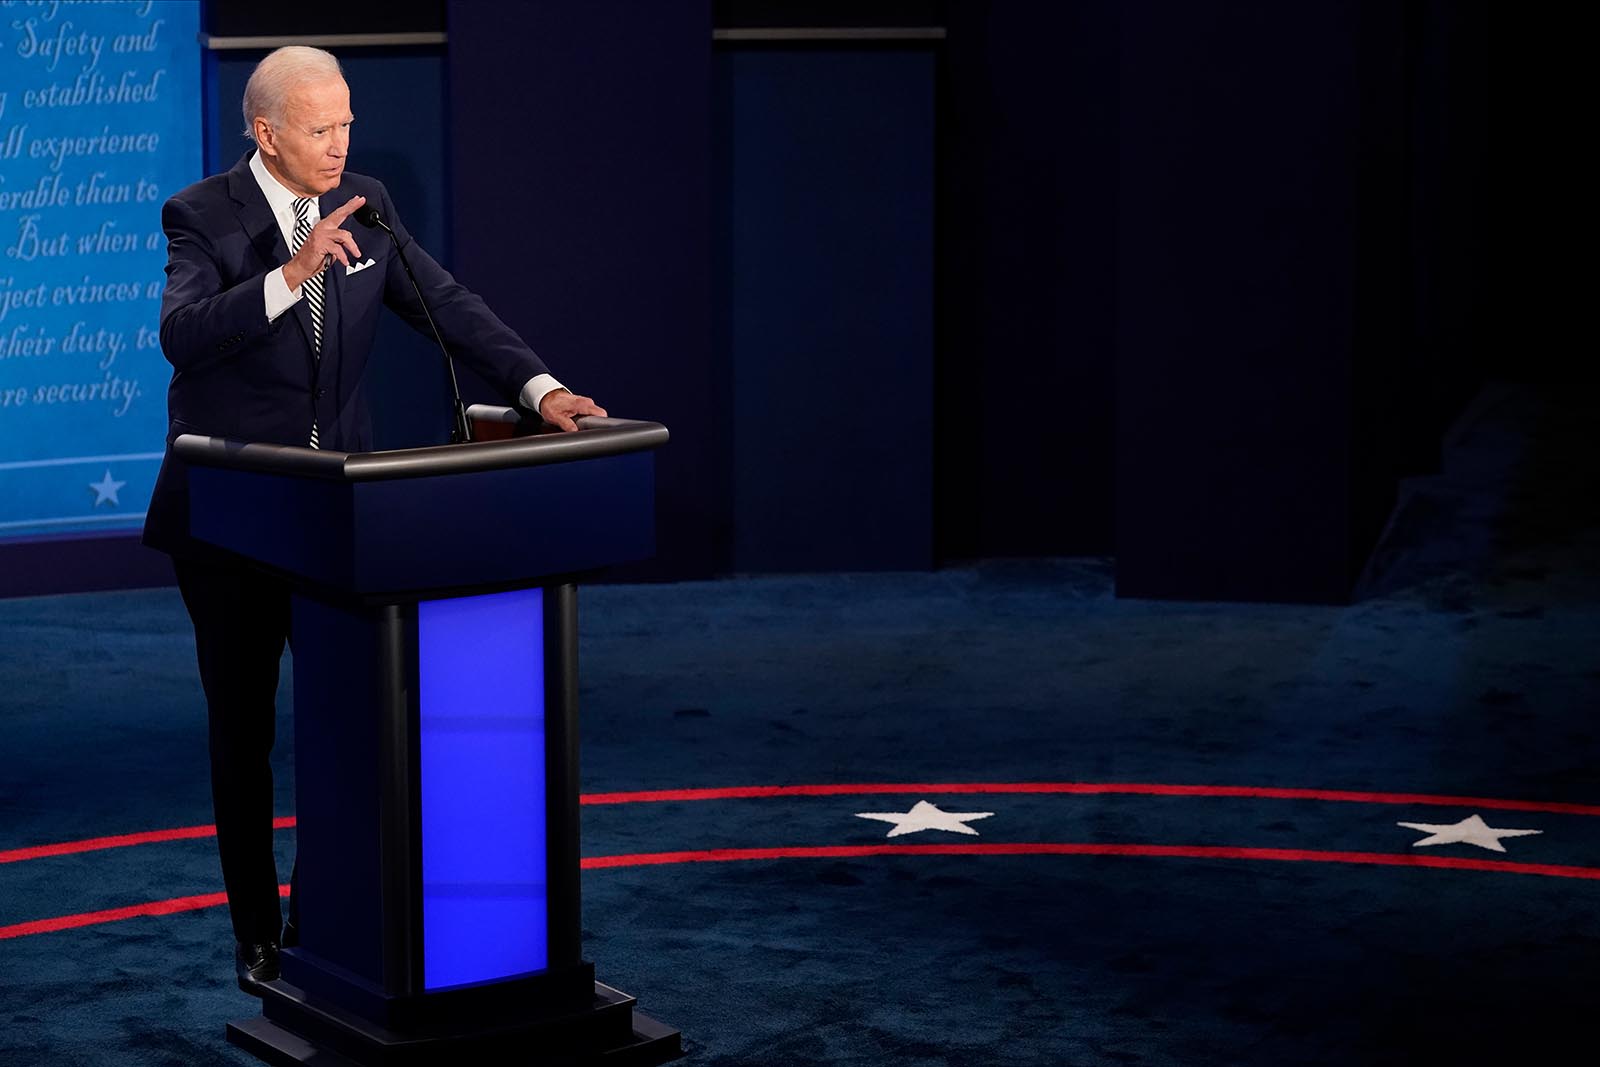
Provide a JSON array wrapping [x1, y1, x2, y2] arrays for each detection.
[[174, 554, 297, 946]]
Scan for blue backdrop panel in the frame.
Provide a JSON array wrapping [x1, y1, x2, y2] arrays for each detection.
[[0, 1, 200, 540], [418, 587, 548, 990], [721, 48, 935, 572]]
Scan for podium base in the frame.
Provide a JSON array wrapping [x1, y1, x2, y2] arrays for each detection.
[[227, 979, 682, 1066]]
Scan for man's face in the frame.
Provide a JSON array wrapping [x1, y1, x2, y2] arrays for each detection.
[[257, 76, 353, 199]]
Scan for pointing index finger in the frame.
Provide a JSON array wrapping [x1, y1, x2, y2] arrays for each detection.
[[326, 196, 367, 224]]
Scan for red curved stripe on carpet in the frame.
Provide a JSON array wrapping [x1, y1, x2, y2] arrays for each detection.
[[0, 891, 231, 940], [6, 842, 1596, 942], [0, 883, 290, 941], [0, 816, 297, 865], [579, 842, 1600, 880], [6, 782, 1598, 867], [580, 782, 1600, 816]]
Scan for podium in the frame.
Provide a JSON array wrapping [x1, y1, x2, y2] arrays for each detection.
[[174, 412, 681, 1066]]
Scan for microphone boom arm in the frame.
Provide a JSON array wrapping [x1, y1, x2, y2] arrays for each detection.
[[354, 205, 474, 444]]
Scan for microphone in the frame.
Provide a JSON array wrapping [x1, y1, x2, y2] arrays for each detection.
[[352, 203, 387, 233], [352, 202, 474, 444]]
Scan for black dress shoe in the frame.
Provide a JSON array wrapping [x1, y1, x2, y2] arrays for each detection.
[[235, 941, 281, 995]]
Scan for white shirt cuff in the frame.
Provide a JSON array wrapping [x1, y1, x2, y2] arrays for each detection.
[[519, 373, 565, 416], [263, 267, 301, 322]]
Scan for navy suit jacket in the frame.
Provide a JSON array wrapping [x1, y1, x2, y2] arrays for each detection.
[[144, 151, 549, 555]]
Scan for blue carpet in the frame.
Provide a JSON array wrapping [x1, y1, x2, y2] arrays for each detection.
[[2, 382, 1597, 1066]]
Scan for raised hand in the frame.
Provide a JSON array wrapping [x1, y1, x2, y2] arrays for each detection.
[[283, 196, 367, 293]]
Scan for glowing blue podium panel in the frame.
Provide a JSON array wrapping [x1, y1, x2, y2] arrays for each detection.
[[418, 587, 548, 990]]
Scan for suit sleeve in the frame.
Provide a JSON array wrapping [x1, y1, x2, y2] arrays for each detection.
[[374, 183, 551, 401], [157, 195, 277, 375]]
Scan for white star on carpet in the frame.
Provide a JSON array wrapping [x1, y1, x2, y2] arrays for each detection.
[[88, 470, 126, 507], [1397, 813, 1542, 853], [855, 800, 995, 838]]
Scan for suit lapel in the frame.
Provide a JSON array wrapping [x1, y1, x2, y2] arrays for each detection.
[[228, 151, 286, 268], [228, 151, 316, 360]]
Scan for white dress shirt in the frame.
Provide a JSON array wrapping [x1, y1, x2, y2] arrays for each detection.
[[249, 150, 563, 416]]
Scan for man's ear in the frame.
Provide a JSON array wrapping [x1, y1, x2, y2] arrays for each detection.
[[254, 119, 275, 157]]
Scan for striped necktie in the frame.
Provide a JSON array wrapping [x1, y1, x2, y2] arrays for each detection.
[[291, 197, 323, 448]]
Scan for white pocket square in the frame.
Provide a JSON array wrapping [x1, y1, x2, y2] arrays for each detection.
[[346, 258, 377, 276]]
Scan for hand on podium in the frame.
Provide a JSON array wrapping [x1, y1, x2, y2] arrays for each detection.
[[539, 388, 608, 432]]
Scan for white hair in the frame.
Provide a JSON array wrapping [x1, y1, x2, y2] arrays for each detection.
[[242, 46, 344, 142]]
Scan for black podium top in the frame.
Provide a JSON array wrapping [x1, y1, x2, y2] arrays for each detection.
[[175, 416, 667, 599], [173, 415, 668, 482]]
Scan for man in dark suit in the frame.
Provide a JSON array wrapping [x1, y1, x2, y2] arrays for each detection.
[[144, 46, 604, 993]]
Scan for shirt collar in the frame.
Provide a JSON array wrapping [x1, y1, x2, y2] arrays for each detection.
[[249, 148, 316, 229]]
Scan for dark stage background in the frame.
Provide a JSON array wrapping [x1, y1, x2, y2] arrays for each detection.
[[6, 7, 1597, 1067], [1, 0, 1500, 605]]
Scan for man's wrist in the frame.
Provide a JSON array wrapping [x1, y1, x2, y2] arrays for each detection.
[[520, 374, 566, 415], [263, 267, 301, 323]]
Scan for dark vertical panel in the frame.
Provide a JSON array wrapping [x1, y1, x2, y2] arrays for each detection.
[[932, 15, 986, 563], [291, 595, 386, 988], [542, 583, 582, 971], [1495, 7, 1581, 384], [723, 49, 935, 572], [1116, 1, 1367, 603], [940, 0, 1119, 560], [1409, 0, 1487, 415], [1350, 1, 1423, 581], [446, 1, 717, 579]]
